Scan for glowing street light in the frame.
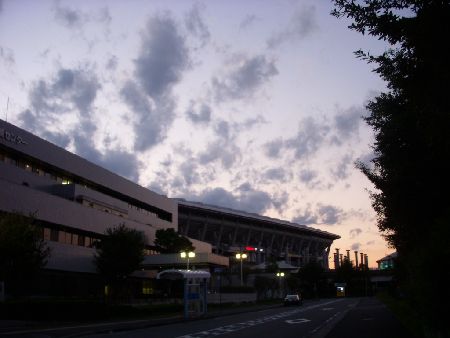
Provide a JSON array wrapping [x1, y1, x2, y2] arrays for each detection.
[[236, 253, 247, 286], [180, 251, 195, 270]]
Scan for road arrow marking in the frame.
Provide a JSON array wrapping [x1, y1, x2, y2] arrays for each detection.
[[285, 318, 311, 324]]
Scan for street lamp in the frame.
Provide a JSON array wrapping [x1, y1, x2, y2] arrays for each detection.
[[180, 251, 195, 270], [276, 271, 285, 297], [236, 253, 247, 286]]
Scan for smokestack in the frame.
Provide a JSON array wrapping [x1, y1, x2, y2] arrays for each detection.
[[346, 250, 350, 261], [360, 252, 364, 269], [354, 251, 359, 269], [335, 248, 340, 268], [364, 254, 369, 269], [340, 254, 343, 265]]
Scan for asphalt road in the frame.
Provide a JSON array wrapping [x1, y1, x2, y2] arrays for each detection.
[[82, 298, 357, 338], [1, 297, 410, 338]]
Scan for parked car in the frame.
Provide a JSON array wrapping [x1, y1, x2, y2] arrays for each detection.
[[283, 294, 302, 306]]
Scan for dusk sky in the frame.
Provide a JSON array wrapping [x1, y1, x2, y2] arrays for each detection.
[[0, 0, 393, 267]]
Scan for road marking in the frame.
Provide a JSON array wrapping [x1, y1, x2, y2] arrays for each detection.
[[285, 318, 311, 324], [322, 307, 334, 311], [177, 299, 344, 338]]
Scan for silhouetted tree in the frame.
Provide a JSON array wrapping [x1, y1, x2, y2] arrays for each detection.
[[154, 228, 194, 254], [94, 224, 146, 300], [298, 261, 324, 298], [0, 212, 50, 298], [332, 1, 450, 334]]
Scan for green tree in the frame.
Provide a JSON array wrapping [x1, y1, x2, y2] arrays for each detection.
[[154, 228, 194, 254], [94, 224, 146, 299], [332, 1, 450, 334], [0, 212, 50, 297]]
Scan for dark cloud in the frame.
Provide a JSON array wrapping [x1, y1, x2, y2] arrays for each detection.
[[263, 138, 284, 158], [351, 242, 361, 251], [350, 228, 363, 239], [330, 153, 353, 181], [212, 55, 278, 102], [293, 203, 345, 225], [188, 184, 273, 215], [299, 169, 317, 183], [185, 101, 212, 124], [272, 191, 289, 213], [214, 120, 230, 140], [54, 4, 85, 29], [120, 81, 175, 151], [286, 116, 329, 159], [331, 106, 364, 145], [184, 2, 210, 48], [262, 167, 290, 183], [0, 46, 15, 67], [267, 5, 318, 49], [134, 14, 190, 98], [292, 207, 319, 225], [178, 160, 201, 187], [106, 55, 118, 71], [317, 204, 344, 225], [198, 141, 241, 169], [20, 66, 100, 135]]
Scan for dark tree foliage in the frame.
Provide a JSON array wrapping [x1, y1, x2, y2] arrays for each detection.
[[94, 224, 146, 283], [154, 228, 194, 254], [0, 212, 50, 297], [332, 0, 450, 334]]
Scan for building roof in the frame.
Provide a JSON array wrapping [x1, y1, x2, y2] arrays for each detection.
[[376, 252, 398, 263], [176, 199, 340, 240]]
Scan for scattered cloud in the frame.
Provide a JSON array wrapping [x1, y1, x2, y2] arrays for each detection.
[[351, 242, 361, 251], [239, 14, 258, 30], [330, 153, 354, 181], [212, 54, 278, 102], [0, 46, 15, 68], [262, 167, 291, 183], [267, 5, 318, 49], [185, 101, 212, 124], [350, 228, 363, 239], [331, 106, 364, 145], [263, 138, 284, 158], [286, 116, 330, 159], [366, 240, 375, 245], [184, 2, 210, 48], [292, 203, 345, 225]]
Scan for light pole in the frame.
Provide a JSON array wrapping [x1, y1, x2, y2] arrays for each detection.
[[180, 251, 195, 270], [276, 271, 285, 297], [236, 253, 247, 286]]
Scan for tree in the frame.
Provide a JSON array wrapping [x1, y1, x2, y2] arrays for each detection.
[[154, 228, 194, 254], [94, 224, 146, 299], [332, 1, 450, 334], [298, 261, 324, 298], [0, 212, 50, 297]]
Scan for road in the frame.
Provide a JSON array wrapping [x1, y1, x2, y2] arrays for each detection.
[[1, 297, 409, 338], [82, 298, 355, 338]]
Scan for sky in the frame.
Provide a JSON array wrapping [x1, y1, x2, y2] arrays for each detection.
[[0, 0, 394, 267]]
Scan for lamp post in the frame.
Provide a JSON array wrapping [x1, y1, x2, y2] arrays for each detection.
[[180, 251, 195, 270], [276, 271, 285, 297], [236, 253, 247, 286]]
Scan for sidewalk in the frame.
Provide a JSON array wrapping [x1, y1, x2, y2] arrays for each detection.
[[0, 302, 282, 337]]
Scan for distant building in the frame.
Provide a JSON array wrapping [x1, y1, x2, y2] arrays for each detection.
[[377, 252, 397, 270]]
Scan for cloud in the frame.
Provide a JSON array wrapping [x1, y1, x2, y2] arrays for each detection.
[[188, 184, 273, 214], [263, 138, 284, 158], [292, 203, 345, 225], [272, 191, 289, 214], [212, 54, 278, 102], [330, 153, 353, 181], [120, 81, 175, 151], [366, 240, 375, 245], [54, 3, 86, 29], [286, 116, 329, 159], [350, 228, 363, 239], [198, 140, 241, 169], [185, 101, 212, 124], [331, 106, 364, 145], [262, 167, 291, 183], [20, 66, 100, 133], [267, 5, 318, 49], [351, 242, 361, 251], [239, 14, 258, 30], [0, 46, 15, 67], [317, 204, 344, 225], [134, 14, 190, 98], [184, 2, 210, 48]]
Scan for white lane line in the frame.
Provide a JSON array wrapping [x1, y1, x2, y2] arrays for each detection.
[[176, 299, 345, 338]]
